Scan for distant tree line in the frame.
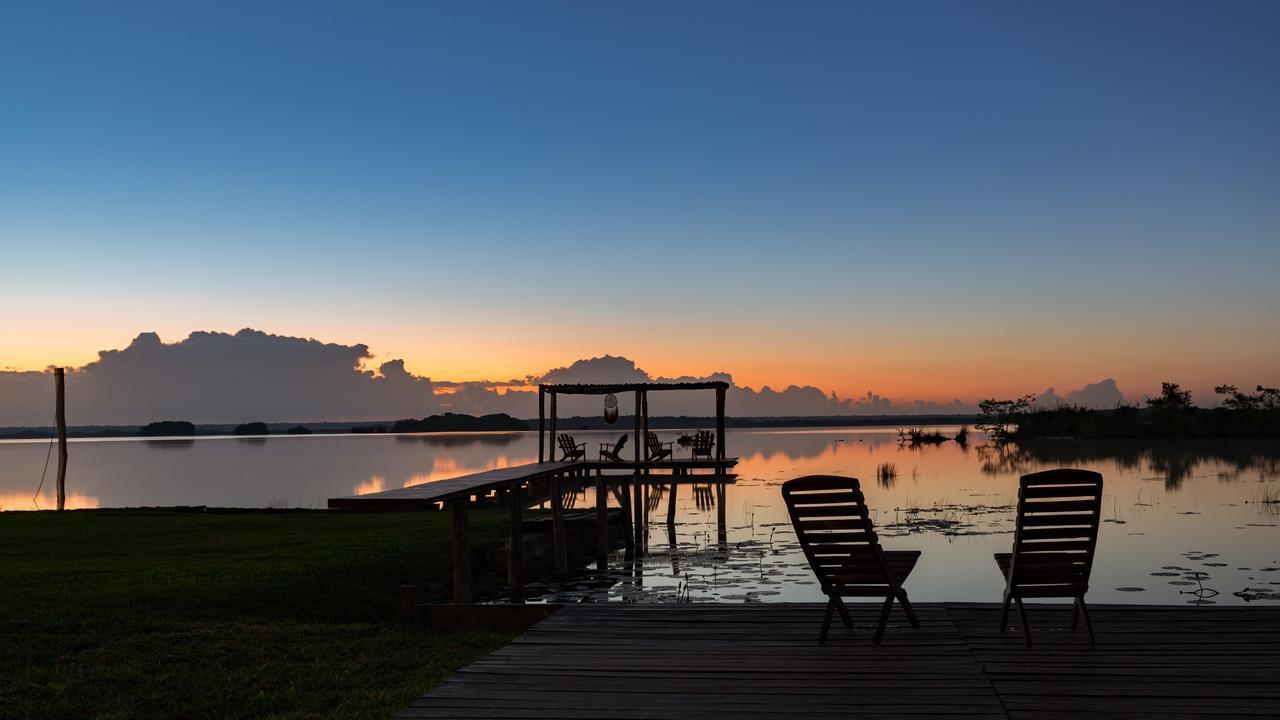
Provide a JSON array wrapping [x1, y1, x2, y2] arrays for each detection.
[[389, 413, 528, 433], [978, 382, 1280, 442]]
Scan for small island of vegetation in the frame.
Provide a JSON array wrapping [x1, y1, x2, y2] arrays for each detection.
[[979, 382, 1280, 442]]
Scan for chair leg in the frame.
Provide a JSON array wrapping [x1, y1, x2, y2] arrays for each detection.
[[896, 589, 920, 628], [819, 596, 836, 644], [1014, 595, 1032, 647], [1075, 596, 1095, 645], [999, 592, 1012, 631], [833, 596, 854, 628], [1070, 598, 1080, 629], [873, 595, 894, 645]]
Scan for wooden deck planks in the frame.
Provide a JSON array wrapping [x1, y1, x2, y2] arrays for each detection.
[[398, 603, 1280, 719], [327, 460, 582, 509]]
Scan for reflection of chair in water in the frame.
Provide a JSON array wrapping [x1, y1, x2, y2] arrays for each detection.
[[693, 483, 716, 512], [557, 434, 586, 462], [995, 469, 1103, 646], [690, 430, 715, 461], [599, 434, 629, 462], [646, 431, 674, 462], [782, 475, 921, 645]]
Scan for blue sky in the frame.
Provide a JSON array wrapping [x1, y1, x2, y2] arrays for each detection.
[[2, 1, 1277, 400]]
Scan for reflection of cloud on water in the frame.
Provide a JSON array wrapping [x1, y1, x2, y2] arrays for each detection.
[[353, 476, 385, 495], [402, 453, 536, 488], [0, 491, 100, 511]]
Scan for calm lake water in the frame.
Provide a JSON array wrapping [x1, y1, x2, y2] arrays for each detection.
[[2, 427, 1278, 605]]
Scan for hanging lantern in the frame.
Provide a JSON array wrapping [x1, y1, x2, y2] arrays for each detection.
[[603, 393, 619, 424]]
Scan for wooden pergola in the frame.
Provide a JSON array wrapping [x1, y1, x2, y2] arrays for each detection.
[[537, 381, 729, 468]]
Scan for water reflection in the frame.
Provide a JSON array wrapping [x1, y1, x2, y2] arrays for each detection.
[[0, 427, 1276, 604]]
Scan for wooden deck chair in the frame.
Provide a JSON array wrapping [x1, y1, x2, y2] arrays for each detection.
[[995, 469, 1104, 646], [557, 434, 586, 462], [782, 475, 921, 645], [645, 431, 674, 462], [690, 430, 715, 461], [599, 434, 628, 462]]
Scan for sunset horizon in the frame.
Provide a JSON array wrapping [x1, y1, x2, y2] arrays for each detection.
[[3, 3, 1279, 718]]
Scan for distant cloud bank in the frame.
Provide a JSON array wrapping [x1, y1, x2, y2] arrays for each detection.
[[0, 328, 1126, 425]]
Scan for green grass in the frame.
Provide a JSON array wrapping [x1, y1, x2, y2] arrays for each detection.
[[0, 509, 516, 719]]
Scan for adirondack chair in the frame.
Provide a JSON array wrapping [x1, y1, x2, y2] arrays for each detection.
[[995, 469, 1104, 646], [782, 475, 921, 644], [599, 434, 629, 462], [645, 431, 674, 462], [690, 430, 715, 461], [557, 434, 586, 462]]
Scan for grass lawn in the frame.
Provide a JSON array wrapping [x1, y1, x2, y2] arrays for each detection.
[[0, 509, 516, 719]]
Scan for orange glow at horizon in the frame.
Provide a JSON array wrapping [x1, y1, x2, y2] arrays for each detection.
[[4, 309, 1278, 407]]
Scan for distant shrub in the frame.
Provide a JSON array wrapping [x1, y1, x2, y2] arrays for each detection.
[[140, 420, 195, 437], [232, 422, 270, 436], [286, 425, 312, 435]]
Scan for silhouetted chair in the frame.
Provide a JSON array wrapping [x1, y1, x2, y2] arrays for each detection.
[[690, 430, 715, 461], [995, 468, 1104, 646], [782, 475, 921, 644], [599, 434, 629, 462], [557, 434, 586, 462], [645, 431, 674, 462]]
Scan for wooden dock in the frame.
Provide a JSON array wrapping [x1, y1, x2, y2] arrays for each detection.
[[328, 458, 738, 605], [399, 603, 1280, 719]]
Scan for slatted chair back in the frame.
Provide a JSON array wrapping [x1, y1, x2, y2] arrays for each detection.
[[1008, 469, 1104, 597], [646, 431, 664, 456], [690, 430, 715, 459], [782, 475, 895, 596], [557, 434, 584, 460], [782, 475, 921, 644], [601, 433, 628, 461]]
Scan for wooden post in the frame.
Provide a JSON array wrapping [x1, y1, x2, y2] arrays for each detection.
[[548, 392, 557, 462], [451, 500, 471, 604], [508, 482, 525, 603], [633, 390, 641, 465], [550, 473, 568, 578], [715, 385, 726, 472], [538, 387, 545, 463], [667, 473, 678, 526], [54, 368, 67, 512], [716, 481, 727, 546], [632, 471, 643, 551], [595, 471, 608, 569], [620, 471, 634, 554]]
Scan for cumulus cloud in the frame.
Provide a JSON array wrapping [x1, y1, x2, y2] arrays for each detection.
[[0, 329, 1129, 425], [0, 329, 439, 425], [1034, 378, 1126, 409]]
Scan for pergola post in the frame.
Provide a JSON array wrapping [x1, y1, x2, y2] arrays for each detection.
[[538, 387, 545, 463], [633, 390, 641, 465], [548, 391, 557, 463], [715, 385, 726, 472]]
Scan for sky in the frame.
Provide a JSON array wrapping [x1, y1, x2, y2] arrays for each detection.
[[2, 0, 1277, 408]]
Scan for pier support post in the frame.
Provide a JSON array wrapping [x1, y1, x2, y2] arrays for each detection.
[[451, 500, 472, 604], [595, 471, 608, 569], [551, 474, 568, 578], [538, 387, 545, 463], [620, 472, 634, 555], [716, 481, 727, 547], [508, 482, 525, 603], [666, 474, 678, 527]]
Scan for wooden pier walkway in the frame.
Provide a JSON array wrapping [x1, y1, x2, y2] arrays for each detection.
[[399, 603, 1280, 719], [328, 459, 738, 605]]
